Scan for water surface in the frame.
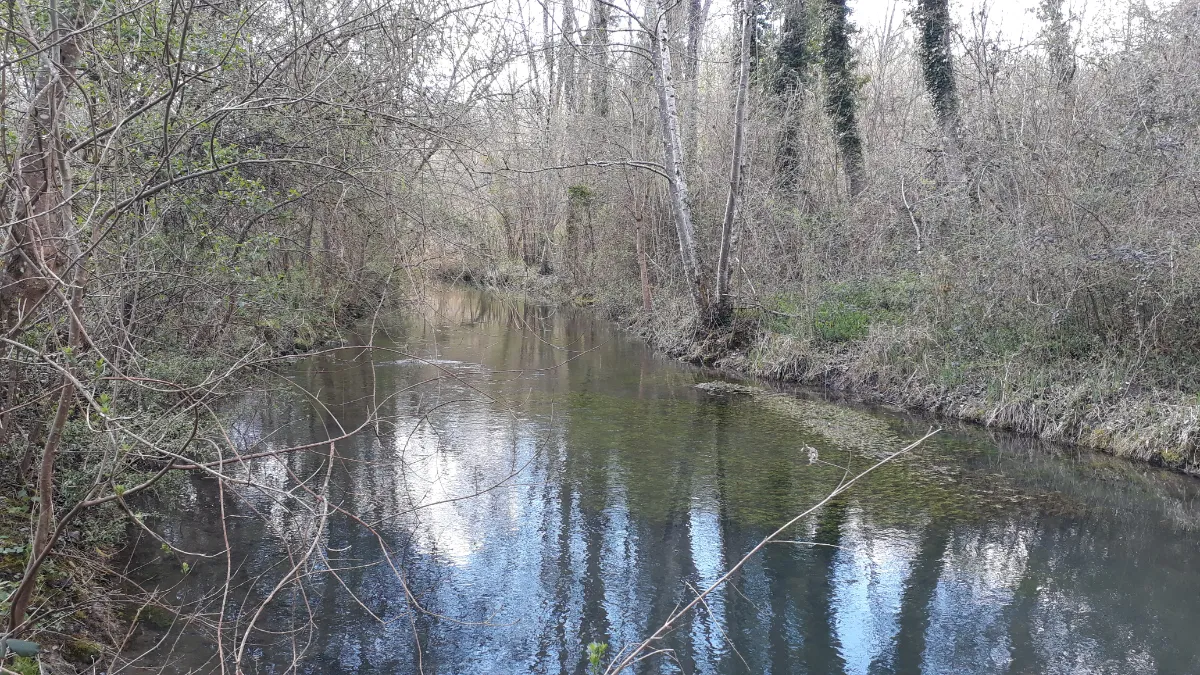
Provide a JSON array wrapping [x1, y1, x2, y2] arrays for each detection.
[[130, 289, 1200, 674]]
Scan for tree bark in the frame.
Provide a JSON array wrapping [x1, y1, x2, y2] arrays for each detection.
[[714, 0, 753, 321], [652, 0, 706, 314], [914, 0, 966, 186], [557, 0, 578, 111], [544, 0, 556, 117], [774, 0, 810, 186], [682, 0, 712, 162], [0, 9, 79, 332], [589, 0, 610, 116], [821, 0, 866, 197], [7, 5, 88, 633], [634, 200, 653, 312]]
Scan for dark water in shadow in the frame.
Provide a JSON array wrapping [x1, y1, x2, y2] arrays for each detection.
[[128, 288, 1200, 674]]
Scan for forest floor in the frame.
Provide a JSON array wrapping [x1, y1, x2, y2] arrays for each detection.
[[445, 263, 1200, 475]]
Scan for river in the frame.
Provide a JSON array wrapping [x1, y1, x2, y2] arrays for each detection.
[[127, 288, 1200, 674]]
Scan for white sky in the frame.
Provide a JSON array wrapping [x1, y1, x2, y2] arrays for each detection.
[[850, 0, 1047, 41], [846, 0, 1174, 46]]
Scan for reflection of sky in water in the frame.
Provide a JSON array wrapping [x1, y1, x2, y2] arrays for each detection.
[[924, 526, 1024, 673], [129, 289, 1200, 675], [832, 517, 910, 674], [688, 508, 728, 667]]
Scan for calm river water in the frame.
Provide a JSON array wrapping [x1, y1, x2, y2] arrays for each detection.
[[129, 288, 1200, 674]]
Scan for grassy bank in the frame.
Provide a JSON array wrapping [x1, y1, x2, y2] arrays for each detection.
[[440, 262, 1200, 475]]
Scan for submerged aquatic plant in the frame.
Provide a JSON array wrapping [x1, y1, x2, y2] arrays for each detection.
[[587, 641, 609, 674]]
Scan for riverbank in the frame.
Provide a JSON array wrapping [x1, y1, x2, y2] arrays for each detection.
[[0, 278, 392, 672], [439, 263, 1200, 475]]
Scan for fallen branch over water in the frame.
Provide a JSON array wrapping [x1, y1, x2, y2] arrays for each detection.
[[604, 428, 941, 674]]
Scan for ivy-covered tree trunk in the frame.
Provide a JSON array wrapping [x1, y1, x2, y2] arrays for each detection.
[[1038, 0, 1075, 91], [774, 0, 811, 186], [821, 0, 866, 197], [914, 0, 966, 185], [565, 185, 594, 281]]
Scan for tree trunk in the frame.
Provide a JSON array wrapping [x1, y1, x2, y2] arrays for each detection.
[[1038, 0, 1075, 91], [501, 208, 517, 260], [566, 189, 581, 280], [0, 9, 79, 332], [652, 0, 706, 314], [683, 0, 712, 162], [7, 5, 87, 631], [634, 202, 653, 312], [558, 0, 578, 112], [914, 0, 966, 186], [821, 0, 866, 197], [589, 0, 610, 116], [773, 0, 811, 186], [714, 0, 753, 322], [544, 0, 557, 118]]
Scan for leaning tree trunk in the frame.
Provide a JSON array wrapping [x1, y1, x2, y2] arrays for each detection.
[[5, 0, 86, 635], [652, 0, 706, 314], [713, 0, 753, 322], [821, 0, 866, 197], [914, 0, 966, 186], [0, 14, 79, 333]]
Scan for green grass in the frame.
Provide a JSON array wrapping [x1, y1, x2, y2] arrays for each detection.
[[8, 656, 39, 675], [814, 301, 870, 342], [762, 275, 924, 343]]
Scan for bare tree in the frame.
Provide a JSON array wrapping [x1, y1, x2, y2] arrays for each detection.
[[714, 0, 754, 320], [651, 0, 706, 314]]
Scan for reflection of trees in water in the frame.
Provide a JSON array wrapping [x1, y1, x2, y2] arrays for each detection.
[[882, 520, 949, 674], [1004, 520, 1051, 675], [134, 290, 1200, 674], [799, 500, 849, 675], [629, 403, 704, 674]]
